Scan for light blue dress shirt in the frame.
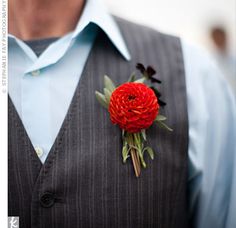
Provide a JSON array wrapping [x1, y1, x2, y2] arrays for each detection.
[[8, 0, 236, 227]]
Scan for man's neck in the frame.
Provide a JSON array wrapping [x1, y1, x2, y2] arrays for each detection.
[[9, 0, 85, 40]]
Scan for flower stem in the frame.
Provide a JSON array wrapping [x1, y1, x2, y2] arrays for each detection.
[[127, 133, 141, 177], [134, 133, 146, 168]]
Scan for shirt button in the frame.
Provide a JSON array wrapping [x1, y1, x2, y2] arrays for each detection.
[[31, 69, 40, 76], [35, 146, 44, 158], [40, 192, 55, 208]]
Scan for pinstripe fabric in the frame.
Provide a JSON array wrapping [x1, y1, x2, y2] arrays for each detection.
[[8, 18, 189, 228]]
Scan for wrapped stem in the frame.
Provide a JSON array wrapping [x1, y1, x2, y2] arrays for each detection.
[[127, 133, 141, 177]]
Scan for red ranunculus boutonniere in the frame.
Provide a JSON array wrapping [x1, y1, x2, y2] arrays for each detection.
[[95, 63, 172, 177]]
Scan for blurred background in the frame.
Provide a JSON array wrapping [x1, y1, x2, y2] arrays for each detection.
[[104, 0, 236, 94]]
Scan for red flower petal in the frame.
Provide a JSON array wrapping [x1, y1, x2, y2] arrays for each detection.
[[108, 82, 159, 133]]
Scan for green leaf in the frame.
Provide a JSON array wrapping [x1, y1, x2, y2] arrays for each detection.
[[140, 158, 147, 168], [128, 72, 136, 82], [143, 147, 155, 160], [104, 75, 116, 92], [122, 129, 125, 138], [155, 115, 167, 121], [139, 150, 147, 168], [104, 88, 111, 103], [155, 120, 173, 131], [122, 141, 129, 163], [141, 129, 147, 141], [95, 91, 108, 109], [135, 78, 146, 83], [133, 133, 141, 145]]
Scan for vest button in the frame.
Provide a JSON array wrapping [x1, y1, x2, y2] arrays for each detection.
[[40, 192, 55, 208]]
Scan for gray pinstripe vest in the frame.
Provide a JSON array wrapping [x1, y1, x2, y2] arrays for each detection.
[[8, 18, 189, 228]]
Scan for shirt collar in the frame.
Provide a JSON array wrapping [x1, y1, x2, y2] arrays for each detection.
[[71, 0, 131, 61], [9, 0, 131, 73]]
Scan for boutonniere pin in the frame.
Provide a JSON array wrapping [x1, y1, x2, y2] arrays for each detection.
[[95, 63, 172, 177]]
